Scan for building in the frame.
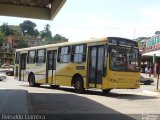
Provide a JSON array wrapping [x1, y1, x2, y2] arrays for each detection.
[[0, 35, 21, 66], [26, 36, 43, 47], [6, 35, 22, 48], [142, 34, 160, 76], [0, 44, 14, 66]]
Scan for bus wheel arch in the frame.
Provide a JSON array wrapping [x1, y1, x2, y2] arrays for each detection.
[[72, 74, 84, 93], [28, 72, 36, 87]]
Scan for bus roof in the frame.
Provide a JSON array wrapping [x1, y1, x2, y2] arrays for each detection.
[[16, 37, 136, 52], [16, 37, 108, 52]]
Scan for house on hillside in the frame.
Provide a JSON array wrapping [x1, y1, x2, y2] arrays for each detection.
[[0, 35, 21, 66], [25, 36, 43, 47]]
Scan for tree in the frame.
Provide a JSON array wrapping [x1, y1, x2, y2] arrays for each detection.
[[40, 24, 52, 39], [18, 39, 28, 48], [40, 24, 68, 44], [155, 31, 160, 35], [34, 29, 40, 36], [44, 24, 52, 37], [52, 34, 68, 43], [19, 20, 38, 36], [0, 23, 14, 35], [0, 31, 5, 47]]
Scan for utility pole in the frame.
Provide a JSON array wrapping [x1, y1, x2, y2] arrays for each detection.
[[133, 28, 136, 40], [157, 67, 160, 90]]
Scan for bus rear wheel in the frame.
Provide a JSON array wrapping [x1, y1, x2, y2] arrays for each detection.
[[29, 74, 36, 87], [74, 76, 84, 94]]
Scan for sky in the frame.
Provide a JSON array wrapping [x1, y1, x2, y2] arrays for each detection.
[[1, 0, 160, 41]]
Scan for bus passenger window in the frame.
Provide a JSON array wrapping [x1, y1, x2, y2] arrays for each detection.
[[28, 50, 36, 64], [58, 46, 71, 63], [72, 45, 86, 63], [37, 49, 46, 63]]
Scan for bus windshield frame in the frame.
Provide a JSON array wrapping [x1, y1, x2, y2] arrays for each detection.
[[109, 45, 140, 72]]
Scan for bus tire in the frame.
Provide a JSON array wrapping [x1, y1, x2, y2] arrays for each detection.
[[28, 74, 36, 87], [102, 89, 111, 94], [74, 76, 84, 94]]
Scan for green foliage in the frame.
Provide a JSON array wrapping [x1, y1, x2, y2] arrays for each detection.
[[40, 31, 45, 38], [42, 34, 68, 44], [0, 21, 69, 48], [18, 39, 28, 48], [0, 23, 14, 35], [19, 20, 39, 36], [0, 31, 5, 47], [155, 31, 160, 35], [40, 24, 52, 38], [52, 34, 68, 43], [44, 24, 52, 37], [34, 29, 40, 36]]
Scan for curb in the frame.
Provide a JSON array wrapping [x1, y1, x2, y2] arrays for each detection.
[[142, 90, 159, 96]]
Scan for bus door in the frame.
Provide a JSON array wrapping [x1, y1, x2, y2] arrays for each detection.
[[88, 46, 104, 88], [46, 50, 57, 84], [19, 53, 27, 81]]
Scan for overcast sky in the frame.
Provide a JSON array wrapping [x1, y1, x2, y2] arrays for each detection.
[[1, 0, 160, 41]]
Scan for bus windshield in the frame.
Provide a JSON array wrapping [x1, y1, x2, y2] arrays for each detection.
[[110, 45, 140, 71]]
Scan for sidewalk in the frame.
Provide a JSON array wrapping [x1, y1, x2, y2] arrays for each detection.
[[141, 73, 160, 95]]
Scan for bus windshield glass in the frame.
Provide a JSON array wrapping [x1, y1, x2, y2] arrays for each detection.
[[110, 45, 140, 71]]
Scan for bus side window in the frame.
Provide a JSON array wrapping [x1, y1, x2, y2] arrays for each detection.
[[27, 50, 36, 64], [57, 46, 71, 63], [36, 49, 46, 63], [71, 44, 86, 63]]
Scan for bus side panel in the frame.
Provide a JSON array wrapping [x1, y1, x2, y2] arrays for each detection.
[[55, 63, 87, 87], [26, 64, 46, 84], [56, 76, 71, 86], [35, 64, 46, 84]]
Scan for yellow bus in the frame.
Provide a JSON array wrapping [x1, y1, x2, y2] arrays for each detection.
[[14, 37, 140, 94]]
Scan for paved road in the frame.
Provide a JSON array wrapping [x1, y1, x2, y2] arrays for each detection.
[[0, 76, 160, 120]]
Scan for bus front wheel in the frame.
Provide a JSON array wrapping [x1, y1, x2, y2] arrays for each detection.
[[74, 76, 84, 94], [29, 74, 36, 87]]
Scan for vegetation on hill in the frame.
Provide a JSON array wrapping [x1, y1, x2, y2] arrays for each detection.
[[0, 31, 5, 47], [0, 20, 68, 49]]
